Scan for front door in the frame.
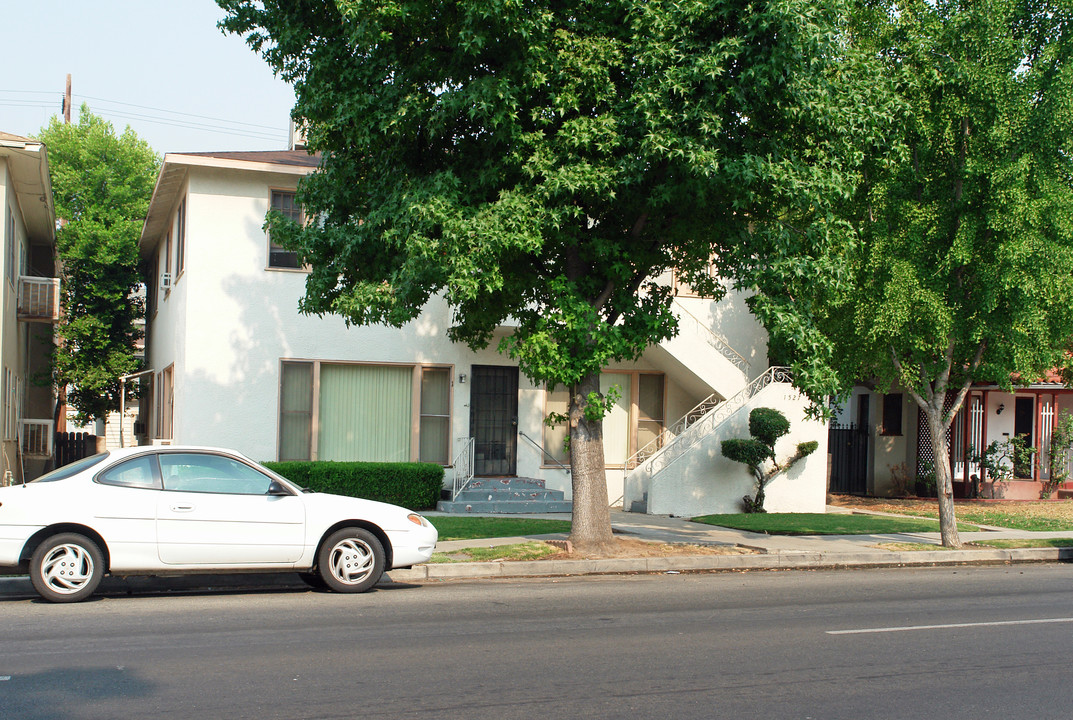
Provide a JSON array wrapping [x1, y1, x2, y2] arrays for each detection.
[[470, 365, 518, 476], [1014, 396, 1035, 478]]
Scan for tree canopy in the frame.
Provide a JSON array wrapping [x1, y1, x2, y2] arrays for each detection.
[[218, 0, 892, 547], [830, 0, 1073, 546], [36, 106, 159, 423]]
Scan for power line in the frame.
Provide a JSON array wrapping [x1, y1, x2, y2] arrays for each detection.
[[1, 87, 290, 144], [92, 107, 287, 142], [79, 94, 288, 132]]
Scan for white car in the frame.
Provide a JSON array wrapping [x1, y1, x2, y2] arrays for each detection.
[[0, 446, 438, 602]]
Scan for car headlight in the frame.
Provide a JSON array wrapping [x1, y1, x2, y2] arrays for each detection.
[[407, 513, 431, 528]]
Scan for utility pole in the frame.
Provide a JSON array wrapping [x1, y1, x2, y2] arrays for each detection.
[[63, 74, 71, 124]]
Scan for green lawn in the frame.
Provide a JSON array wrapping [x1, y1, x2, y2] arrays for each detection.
[[428, 516, 572, 541], [691, 513, 954, 535], [895, 508, 1073, 533]]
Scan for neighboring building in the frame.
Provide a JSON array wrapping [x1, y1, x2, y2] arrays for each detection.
[[0, 132, 60, 484], [836, 379, 1073, 499], [137, 143, 828, 514]]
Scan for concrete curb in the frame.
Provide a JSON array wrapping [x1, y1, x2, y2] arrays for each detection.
[[3, 547, 1070, 598], [388, 546, 1073, 582]]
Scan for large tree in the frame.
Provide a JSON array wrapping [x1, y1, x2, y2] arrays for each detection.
[[37, 106, 159, 423], [218, 0, 890, 550], [831, 0, 1073, 547]]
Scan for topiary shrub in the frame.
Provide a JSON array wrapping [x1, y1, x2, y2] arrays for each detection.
[[721, 407, 817, 513], [262, 461, 444, 510], [749, 407, 791, 448]]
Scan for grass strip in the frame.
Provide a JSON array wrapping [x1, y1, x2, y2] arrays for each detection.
[[427, 541, 559, 563], [690, 513, 948, 535], [968, 538, 1073, 549], [428, 516, 571, 541]]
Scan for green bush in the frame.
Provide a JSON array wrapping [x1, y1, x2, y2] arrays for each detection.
[[721, 438, 771, 470], [263, 461, 444, 510], [749, 407, 791, 447]]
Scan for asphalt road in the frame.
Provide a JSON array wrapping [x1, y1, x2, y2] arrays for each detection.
[[2, 565, 1073, 720]]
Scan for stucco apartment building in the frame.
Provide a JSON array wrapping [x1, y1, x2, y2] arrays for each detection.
[[137, 140, 828, 516], [0, 132, 59, 484]]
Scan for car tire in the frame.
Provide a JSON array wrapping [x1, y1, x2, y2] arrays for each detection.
[[317, 527, 385, 593], [29, 533, 105, 603]]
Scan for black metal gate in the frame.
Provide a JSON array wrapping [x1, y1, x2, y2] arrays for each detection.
[[470, 366, 519, 476], [828, 422, 869, 494]]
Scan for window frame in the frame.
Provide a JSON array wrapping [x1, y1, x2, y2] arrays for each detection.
[[277, 360, 454, 464], [881, 393, 903, 436], [543, 371, 666, 469], [266, 188, 306, 271]]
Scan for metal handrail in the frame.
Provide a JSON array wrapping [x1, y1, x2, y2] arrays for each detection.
[[672, 298, 750, 376], [622, 393, 723, 473], [518, 430, 571, 474], [451, 437, 475, 500], [628, 367, 792, 482]]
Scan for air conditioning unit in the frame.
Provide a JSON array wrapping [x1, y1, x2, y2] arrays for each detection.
[[160, 272, 172, 291]]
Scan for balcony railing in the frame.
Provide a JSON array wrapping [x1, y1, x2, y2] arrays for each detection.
[[17, 276, 60, 322]]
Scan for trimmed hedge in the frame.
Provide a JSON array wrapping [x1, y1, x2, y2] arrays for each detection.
[[263, 461, 444, 510]]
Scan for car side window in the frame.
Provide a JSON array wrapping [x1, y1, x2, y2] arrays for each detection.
[[159, 453, 275, 495], [97, 456, 161, 489]]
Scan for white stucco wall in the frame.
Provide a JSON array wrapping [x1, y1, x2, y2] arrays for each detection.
[[643, 381, 828, 516], [144, 161, 777, 505]]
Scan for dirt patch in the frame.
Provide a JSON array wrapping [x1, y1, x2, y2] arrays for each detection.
[[543, 537, 754, 560], [829, 494, 1073, 522]]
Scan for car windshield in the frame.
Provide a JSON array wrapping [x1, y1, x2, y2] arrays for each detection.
[[31, 453, 110, 483]]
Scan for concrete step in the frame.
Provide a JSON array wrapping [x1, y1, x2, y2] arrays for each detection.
[[453, 489, 566, 502], [436, 499, 574, 514], [465, 477, 547, 490]]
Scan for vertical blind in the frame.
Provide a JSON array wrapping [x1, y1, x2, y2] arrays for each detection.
[[318, 364, 412, 462]]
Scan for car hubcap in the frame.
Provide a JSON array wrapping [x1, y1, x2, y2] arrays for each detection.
[[328, 538, 374, 585], [41, 544, 94, 594]]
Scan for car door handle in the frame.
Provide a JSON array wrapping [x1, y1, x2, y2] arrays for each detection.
[[170, 505, 195, 512]]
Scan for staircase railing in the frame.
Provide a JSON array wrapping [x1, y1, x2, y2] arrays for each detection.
[[672, 299, 750, 377], [451, 437, 475, 500], [628, 366, 792, 482], [622, 393, 723, 472], [518, 430, 571, 475]]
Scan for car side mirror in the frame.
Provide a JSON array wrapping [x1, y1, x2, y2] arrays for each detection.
[[267, 480, 290, 496]]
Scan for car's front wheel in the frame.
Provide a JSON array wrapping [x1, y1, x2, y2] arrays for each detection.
[[29, 533, 105, 603], [317, 528, 385, 593]]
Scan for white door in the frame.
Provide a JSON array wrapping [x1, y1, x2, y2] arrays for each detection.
[[155, 452, 305, 565]]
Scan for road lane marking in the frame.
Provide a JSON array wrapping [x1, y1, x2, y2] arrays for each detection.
[[828, 617, 1073, 635]]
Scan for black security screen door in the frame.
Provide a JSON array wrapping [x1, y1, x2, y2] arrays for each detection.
[[470, 366, 519, 476]]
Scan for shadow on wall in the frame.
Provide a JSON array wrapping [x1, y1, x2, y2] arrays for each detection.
[[701, 283, 768, 371]]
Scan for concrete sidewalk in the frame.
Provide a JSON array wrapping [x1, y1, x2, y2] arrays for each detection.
[[390, 507, 1073, 583], [2, 507, 1070, 599]]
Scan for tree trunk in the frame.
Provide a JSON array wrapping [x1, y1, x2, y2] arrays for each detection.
[[924, 408, 961, 548], [568, 369, 615, 552]]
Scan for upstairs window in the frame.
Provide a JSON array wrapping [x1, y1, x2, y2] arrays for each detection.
[[268, 190, 301, 269]]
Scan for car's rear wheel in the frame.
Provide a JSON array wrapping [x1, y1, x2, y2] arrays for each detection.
[[317, 528, 385, 593], [29, 533, 105, 603]]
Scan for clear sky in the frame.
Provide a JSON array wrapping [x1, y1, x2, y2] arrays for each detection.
[[1, 0, 297, 154]]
